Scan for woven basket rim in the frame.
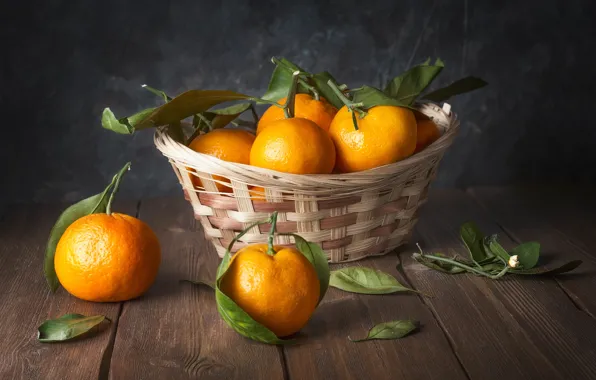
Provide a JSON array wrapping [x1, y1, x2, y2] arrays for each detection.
[[154, 101, 459, 190]]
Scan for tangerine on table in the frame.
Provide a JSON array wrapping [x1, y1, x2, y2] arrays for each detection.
[[54, 213, 161, 302], [250, 117, 336, 174], [257, 93, 337, 134], [188, 128, 255, 192], [219, 243, 320, 337], [328, 105, 417, 173]]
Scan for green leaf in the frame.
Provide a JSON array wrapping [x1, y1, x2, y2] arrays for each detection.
[[510, 260, 582, 276], [311, 71, 344, 109], [187, 102, 253, 144], [510, 242, 540, 269], [101, 107, 156, 135], [350, 320, 418, 342], [133, 90, 253, 130], [44, 162, 131, 292], [412, 253, 467, 274], [38, 314, 109, 342], [180, 279, 215, 290], [460, 222, 487, 262], [142, 84, 172, 103], [215, 247, 293, 345], [423, 76, 488, 102], [261, 58, 306, 102], [351, 86, 414, 110], [290, 234, 330, 304], [486, 235, 511, 262], [215, 287, 292, 344], [329, 267, 416, 294], [384, 58, 444, 105]]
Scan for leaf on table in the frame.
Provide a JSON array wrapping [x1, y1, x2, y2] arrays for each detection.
[[38, 314, 109, 343], [511, 260, 582, 276], [486, 235, 511, 262], [422, 76, 488, 102], [350, 320, 418, 342], [510, 242, 540, 269], [412, 253, 467, 274], [101, 107, 155, 135], [180, 279, 215, 290], [351, 86, 414, 110], [329, 267, 417, 294], [291, 234, 330, 304], [44, 162, 131, 292], [383, 58, 444, 105], [460, 221, 488, 262]]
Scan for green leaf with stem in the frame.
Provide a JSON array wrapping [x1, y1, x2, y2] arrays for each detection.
[[423, 76, 488, 102], [187, 102, 254, 144], [38, 314, 109, 343], [383, 58, 444, 105], [311, 71, 344, 108], [142, 84, 171, 103], [486, 235, 511, 263], [102, 107, 155, 134], [460, 221, 487, 263], [350, 320, 418, 342], [412, 251, 509, 279], [261, 57, 308, 102], [44, 162, 131, 292]]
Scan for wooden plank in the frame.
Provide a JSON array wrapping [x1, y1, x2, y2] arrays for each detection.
[[108, 197, 285, 380], [283, 252, 468, 380], [469, 186, 596, 318], [400, 189, 596, 380], [0, 201, 135, 380]]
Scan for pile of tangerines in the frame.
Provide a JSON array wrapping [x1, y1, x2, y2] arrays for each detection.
[[189, 92, 440, 190]]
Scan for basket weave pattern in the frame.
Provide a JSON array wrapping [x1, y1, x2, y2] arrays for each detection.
[[155, 102, 459, 263]]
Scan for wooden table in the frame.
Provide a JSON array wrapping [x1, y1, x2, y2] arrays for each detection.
[[2, 188, 596, 380]]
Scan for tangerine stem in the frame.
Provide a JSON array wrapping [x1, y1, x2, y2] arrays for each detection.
[[327, 80, 367, 130], [282, 71, 300, 119], [267, 211, 278, 256], [106, 162, 131, 215]]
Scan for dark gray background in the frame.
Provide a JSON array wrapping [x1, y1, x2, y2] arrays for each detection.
[[2, 0, 595, 206]]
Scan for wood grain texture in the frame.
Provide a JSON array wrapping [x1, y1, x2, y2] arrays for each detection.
[[108, 197, 285, 380], [401, 189, 596, 380], [468, 186, 596, 318], [282, 252, 468, 380], [0, 201, 135, 380]]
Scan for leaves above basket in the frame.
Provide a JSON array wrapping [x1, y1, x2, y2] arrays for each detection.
[[102, 90, 256, 135]]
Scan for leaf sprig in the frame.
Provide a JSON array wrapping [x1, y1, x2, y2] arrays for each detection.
[[413, 222, 583, 278]]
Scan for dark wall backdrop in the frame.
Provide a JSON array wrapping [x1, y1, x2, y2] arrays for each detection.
[[2, 0, 596, 205]]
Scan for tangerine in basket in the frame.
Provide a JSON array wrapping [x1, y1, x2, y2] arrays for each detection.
[[219, 242, 320, 337], [250, 117, 336, 174], [54, 213, 161, 302], [188, 128, 255, 192], [414, 119, 441, 153], [328, 105, 417, 173], [257, 93, 337, 134]]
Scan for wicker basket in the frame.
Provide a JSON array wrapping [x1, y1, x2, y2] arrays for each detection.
[[154, 102, 458, 263]]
